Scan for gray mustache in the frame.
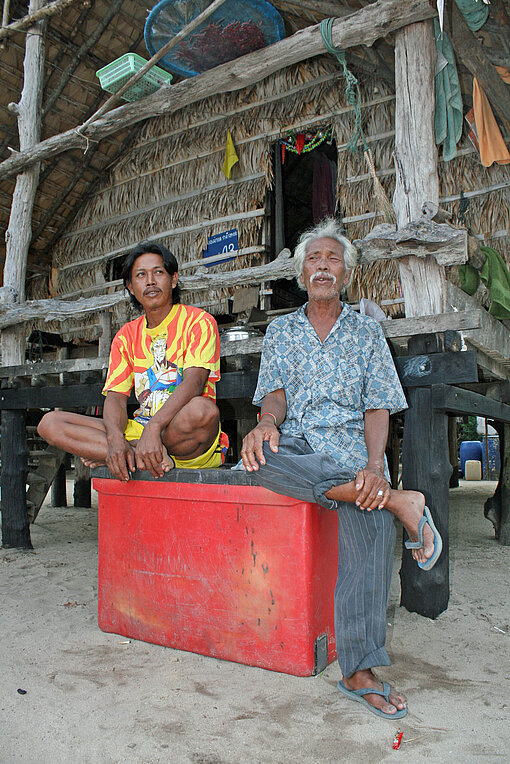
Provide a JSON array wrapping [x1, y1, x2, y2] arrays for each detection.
[[310, 273, 337, 284]]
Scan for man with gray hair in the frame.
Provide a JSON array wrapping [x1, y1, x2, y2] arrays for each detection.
[[241, 217, 441, 719]]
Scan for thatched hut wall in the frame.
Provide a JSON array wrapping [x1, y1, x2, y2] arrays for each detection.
[[39, 53, 509, 338]]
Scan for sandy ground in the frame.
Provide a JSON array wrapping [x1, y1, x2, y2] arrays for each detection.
[[1, 479, 509, 764]]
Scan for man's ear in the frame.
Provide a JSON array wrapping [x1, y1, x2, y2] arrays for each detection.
[[344, 271, 351, 286], [126, 281, 134, 295], [172, 271, 179, 287]]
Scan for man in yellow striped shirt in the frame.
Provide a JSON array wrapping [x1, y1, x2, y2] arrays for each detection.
[[38, 243, 228, 481]]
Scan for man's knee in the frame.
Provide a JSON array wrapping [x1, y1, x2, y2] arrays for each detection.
[[183, 396, 219, 431], [37, 410, 61, 443]]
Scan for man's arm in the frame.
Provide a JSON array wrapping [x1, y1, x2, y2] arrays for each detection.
[[103, 391, 135, 482], [355, 408, 391, 510], [241, 388, 287, 471], [134, 366, 210, 475]]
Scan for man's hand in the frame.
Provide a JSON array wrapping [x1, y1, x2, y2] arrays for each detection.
[[106, 434, 136, 482], [354, 464, 390, 510], [134, 421, 167, 478], [241, 417, 280, 472]]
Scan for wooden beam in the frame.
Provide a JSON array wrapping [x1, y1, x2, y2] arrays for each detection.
[[356, 222, 467, 267], [393, 350, 478, 388], [273, 0, 353, 19], [0, 0, 436, 180], [219, 311, 482, 356], [431, 384, 510, 424], [0, 311, 482, 380], [0, 0, 88, 41], [445, 283, 510, 373], [450, 2, 510, 132], [0, 292, 126, 330], [0, 371, 260, 408]]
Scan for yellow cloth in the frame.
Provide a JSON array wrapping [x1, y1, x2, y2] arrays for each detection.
[[472, 66, 510, 167], [123, 421, 227, 469], [222, 130, 239, 179]]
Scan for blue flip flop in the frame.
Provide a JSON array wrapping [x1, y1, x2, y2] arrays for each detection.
[[337, 680, 407, 720], [405, 505, 443, 571]]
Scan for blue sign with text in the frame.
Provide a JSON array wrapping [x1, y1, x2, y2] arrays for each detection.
[[202, 229, 238, 267]]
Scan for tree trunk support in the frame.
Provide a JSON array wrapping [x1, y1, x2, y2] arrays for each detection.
[[73, 457, 91, 508], [393, 20, 445, 318], [51, 462, 67, 507], [1, 0, 45, 548], [484, 421, 510, 545], [400, 336, 451, 617], [1, 410, 31, 548]]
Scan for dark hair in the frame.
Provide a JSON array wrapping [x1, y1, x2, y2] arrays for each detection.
[[122, 242, 180, 311]]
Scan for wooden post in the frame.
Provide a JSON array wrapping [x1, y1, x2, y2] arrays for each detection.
[[1, 0, 46, 548], [448, 416, 459, 488], [400, 382, 451, 618], [1, 410, 31, 547], [98, 312, 112, 358], [484, 421, 510, 545], [51, 462, 67, 507], [393, 20, 450, 616], [73, 457, 91, 508], [498, 424, 510, 545], [393, 21, 445, 318]]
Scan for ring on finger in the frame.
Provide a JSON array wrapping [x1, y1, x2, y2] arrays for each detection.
[[377, 489, 384, 496]]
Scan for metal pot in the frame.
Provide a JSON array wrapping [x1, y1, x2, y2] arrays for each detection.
[[220, 324, 263, 372]]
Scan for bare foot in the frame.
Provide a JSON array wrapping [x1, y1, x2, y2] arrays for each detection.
[[80, 457, 105, 469], [160, 446, 175, 473], [343, 669, 407, 716], [392, 491, 436, 565]]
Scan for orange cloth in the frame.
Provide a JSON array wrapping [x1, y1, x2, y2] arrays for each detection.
[[472, 66, 510, 167]]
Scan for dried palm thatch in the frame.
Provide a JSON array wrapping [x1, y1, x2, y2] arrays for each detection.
[[41, 51, 509, 339]]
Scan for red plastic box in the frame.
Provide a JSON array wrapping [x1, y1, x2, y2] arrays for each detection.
[[94, 470, 338, 676]]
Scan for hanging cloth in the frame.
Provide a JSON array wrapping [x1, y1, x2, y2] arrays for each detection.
[[454, 0, 489, 32], [472, 67, 510, 167], [312, 154, 335, 224], [459, 246, 510, 319], [434, 19, 463, 161], [222, 130, 239, 179]]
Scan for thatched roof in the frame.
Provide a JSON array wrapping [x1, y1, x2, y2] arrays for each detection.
[[1, 0, 509, 333]]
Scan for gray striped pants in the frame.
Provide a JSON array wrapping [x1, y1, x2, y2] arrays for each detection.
[[249, 435, 396, 678]]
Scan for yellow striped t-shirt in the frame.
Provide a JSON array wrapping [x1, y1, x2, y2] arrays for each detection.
[[102, 304, 220, 424]]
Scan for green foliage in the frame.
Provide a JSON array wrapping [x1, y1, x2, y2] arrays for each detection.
[[458, 416, 482, 443]]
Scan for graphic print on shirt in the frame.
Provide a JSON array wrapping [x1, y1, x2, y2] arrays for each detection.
[[134, 335, 183, 424]]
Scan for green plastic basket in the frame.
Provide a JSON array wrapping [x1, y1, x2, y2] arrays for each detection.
[[96, 52, 172, 102]]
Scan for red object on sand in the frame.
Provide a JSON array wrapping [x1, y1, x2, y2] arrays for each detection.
[[393, 729, 404, 749], [95, 476, 338, 676]]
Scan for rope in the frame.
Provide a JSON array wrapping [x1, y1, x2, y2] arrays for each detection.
[[320, 18, 368, 154]]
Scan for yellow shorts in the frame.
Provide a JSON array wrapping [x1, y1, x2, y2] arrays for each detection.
[[123, 420, 228, 469]]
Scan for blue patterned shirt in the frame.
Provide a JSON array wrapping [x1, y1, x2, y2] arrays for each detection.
[[253, 303, 408, 475]]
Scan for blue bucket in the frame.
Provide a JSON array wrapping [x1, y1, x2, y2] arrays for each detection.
[[459, 440, 483, 477]]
